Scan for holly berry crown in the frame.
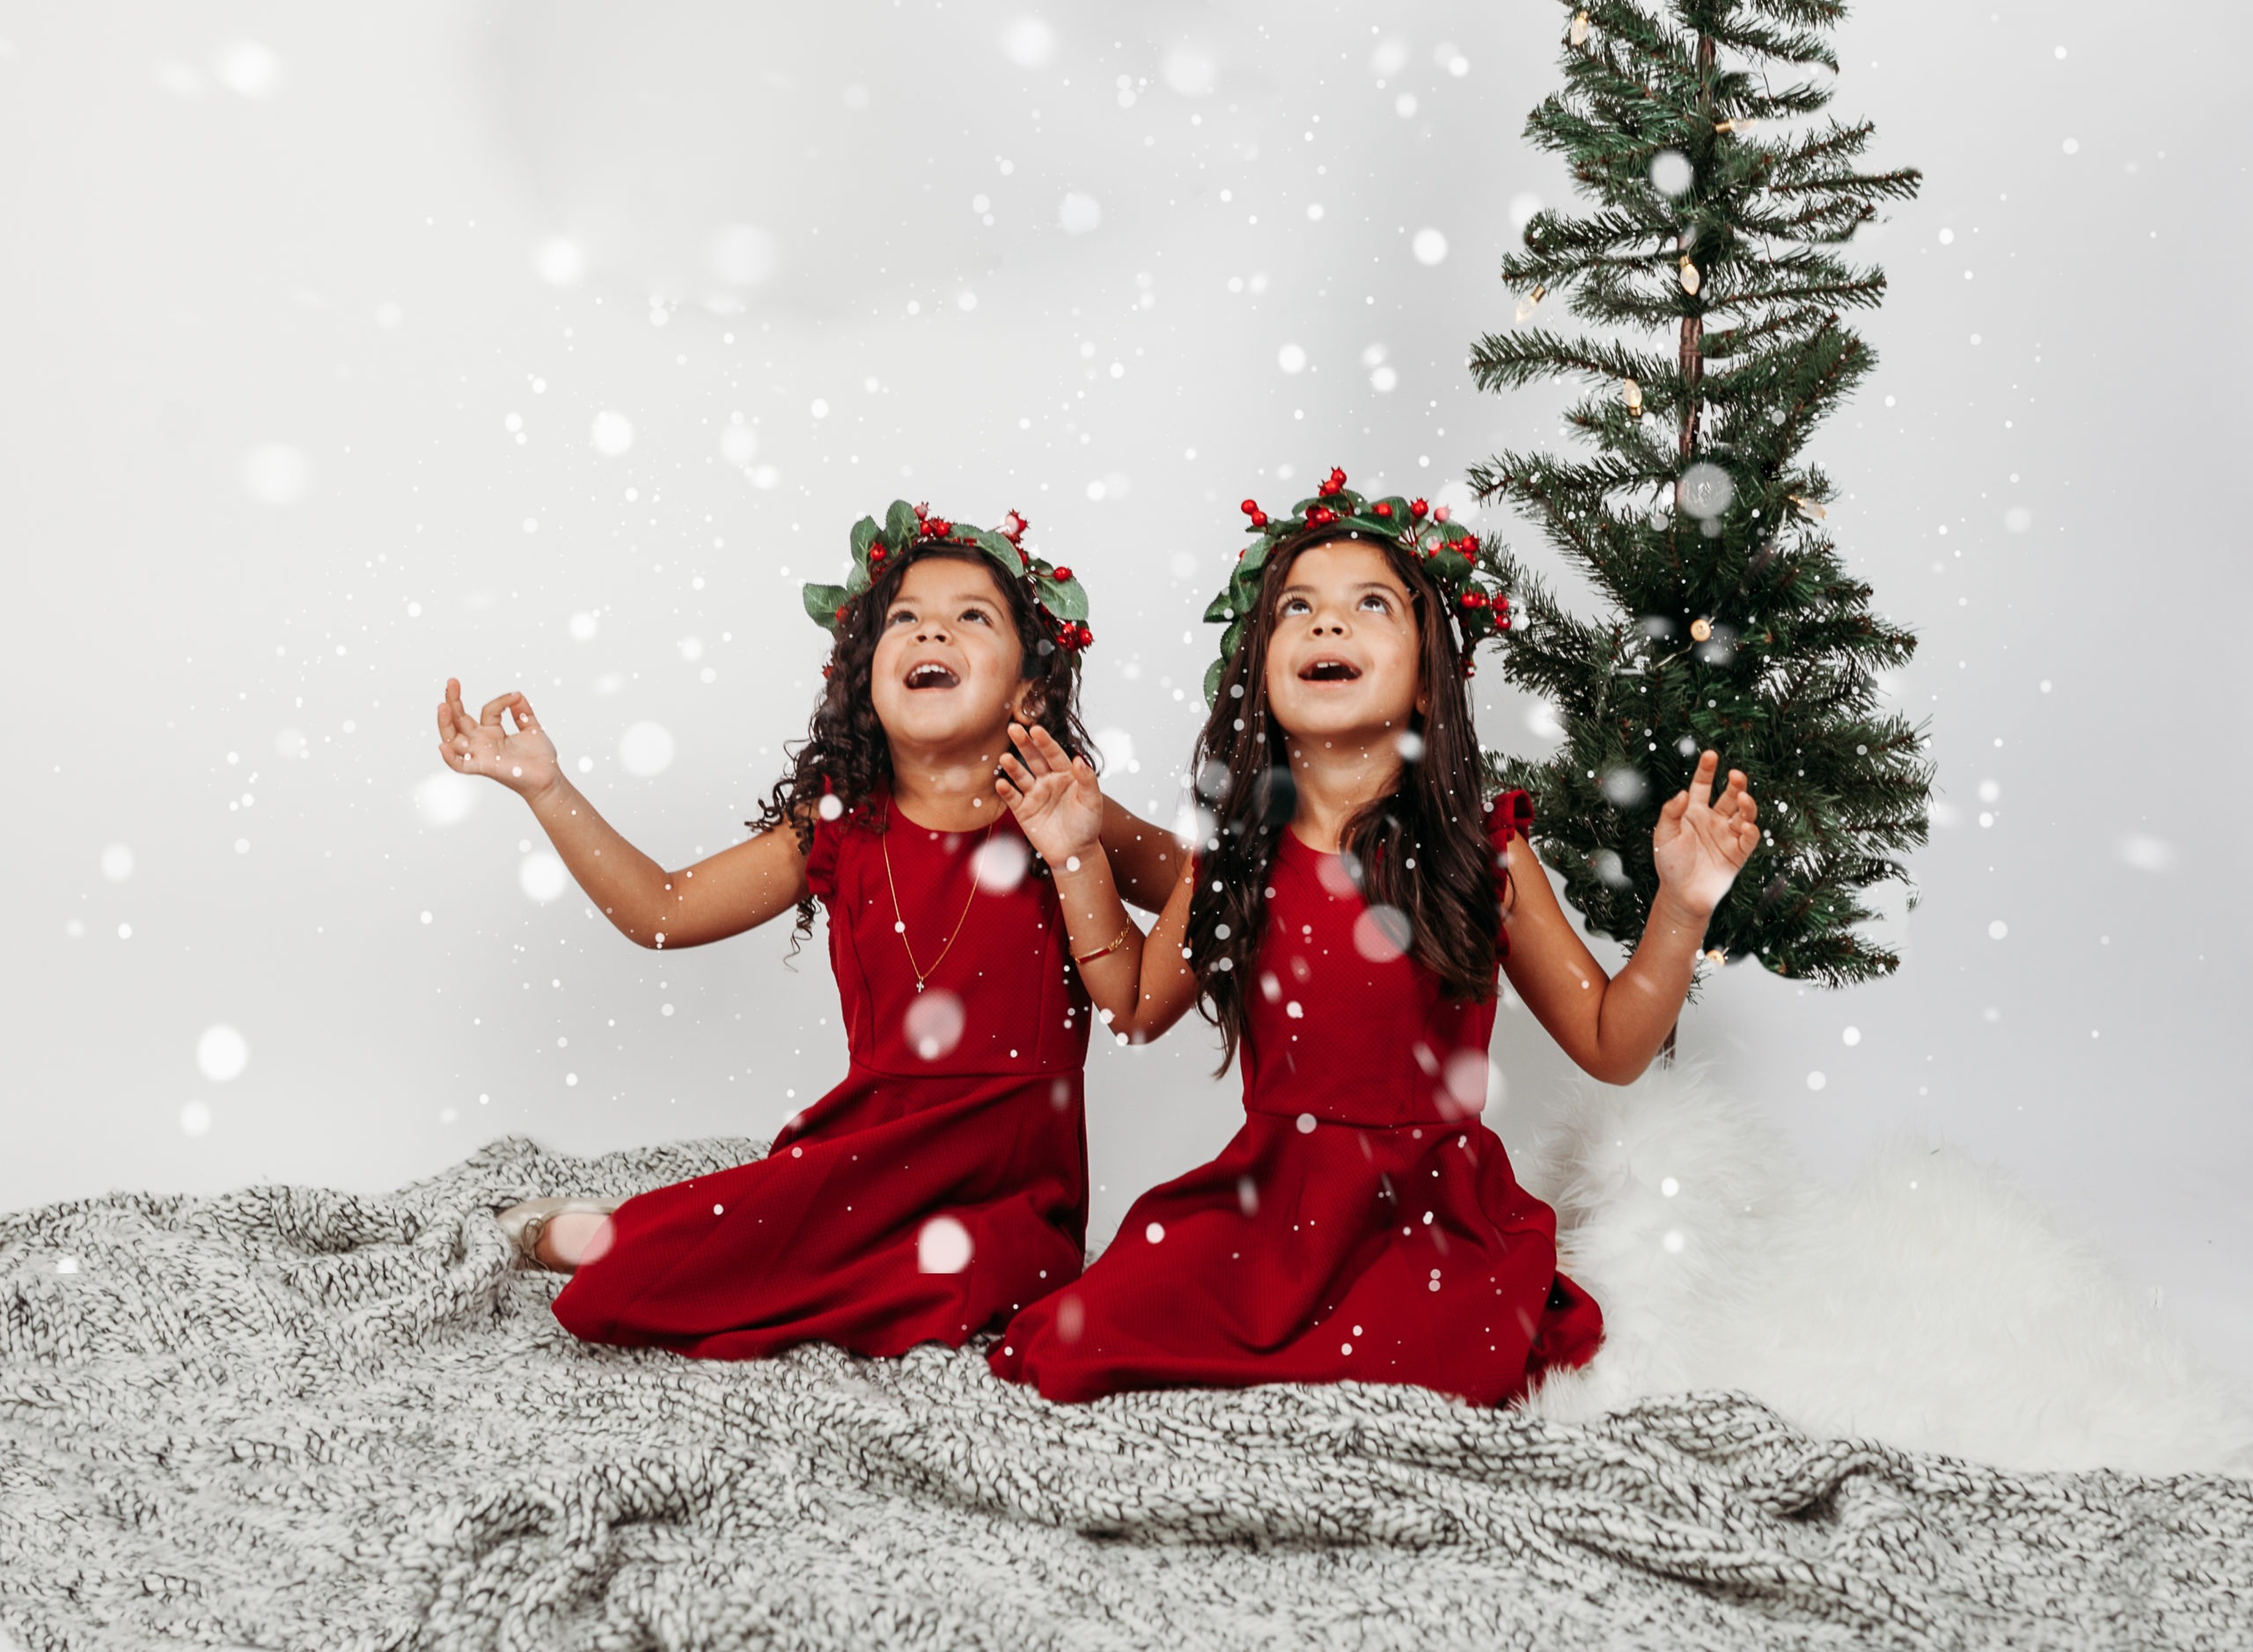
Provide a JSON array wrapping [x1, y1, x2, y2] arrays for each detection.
[[801, 501, 1093, 654], [1200, 467, 1509, 704]]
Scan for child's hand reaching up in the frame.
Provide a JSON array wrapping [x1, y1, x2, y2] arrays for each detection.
[[1652, 749, 1761, 917], [437, 677, 561, 801], [995, 723, 1105, 868]]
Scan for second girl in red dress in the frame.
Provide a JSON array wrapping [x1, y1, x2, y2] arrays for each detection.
[[985, 472, 1763, 1407]]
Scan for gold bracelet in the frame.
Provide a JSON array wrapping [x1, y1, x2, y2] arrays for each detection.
[[1072, 921, 1134, 968]]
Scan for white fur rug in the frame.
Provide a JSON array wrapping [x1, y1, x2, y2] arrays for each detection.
[[1511, 1063, 2253, 1478]]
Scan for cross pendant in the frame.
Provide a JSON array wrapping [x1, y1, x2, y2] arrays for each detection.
[[914, 980, 926, 994]]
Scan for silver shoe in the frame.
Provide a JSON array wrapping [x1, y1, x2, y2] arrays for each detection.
[[495, 1197, 617, 1272]]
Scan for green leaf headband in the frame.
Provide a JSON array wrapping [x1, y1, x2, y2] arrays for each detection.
[[1200, 466, 1511, 704], [801, 501, 1094, 653]]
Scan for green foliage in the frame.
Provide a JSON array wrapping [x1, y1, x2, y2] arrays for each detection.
[[1474, 0, 1931, 988]]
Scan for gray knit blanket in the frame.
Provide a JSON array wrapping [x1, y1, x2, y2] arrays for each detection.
[[2, 1136, 2246, 1651]]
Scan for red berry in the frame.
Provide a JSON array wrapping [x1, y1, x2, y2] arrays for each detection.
[[833, 606, 848, 622], [1373, 501, 1393, 518], [925, 517, 952, 539], [1240, 498, 1261, 517], [1076, 622, 1093, 646], [1409, 498, 1428, 519], [1053, 566, 1074, 582], [1251, 510, 1269, 528]]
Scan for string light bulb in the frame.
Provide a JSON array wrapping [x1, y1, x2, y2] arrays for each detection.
[[1690, 617, 1714, 642], [1678, 256, 1701, 296], [1714, 117, 1759, 135], [1787, 494, 1827, 521], [1703, 947, 1726, 968], [1513, 283, 1548, 324], [1623, 378, 1644, 418], [1570, 10, 1591, 46]]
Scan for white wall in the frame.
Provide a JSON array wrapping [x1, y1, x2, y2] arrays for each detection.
[[4, 0, 2246, 1377]]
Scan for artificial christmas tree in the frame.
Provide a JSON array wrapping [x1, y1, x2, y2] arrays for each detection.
[[1471, 0, 1933, 987]]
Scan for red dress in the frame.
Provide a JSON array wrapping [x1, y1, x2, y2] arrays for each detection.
[[554, 797, 1091, 1359], [988, 792, 1603, 1406]]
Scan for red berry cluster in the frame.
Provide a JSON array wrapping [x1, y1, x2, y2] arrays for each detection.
[[1316, 466, 1349, 498], [1055, 620, 1095, 651], [1239, 497, 1269, 529]]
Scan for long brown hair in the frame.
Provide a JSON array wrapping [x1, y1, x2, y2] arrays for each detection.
[[752, 547, 1095, 941], [1185, 528, 1506, 1068]]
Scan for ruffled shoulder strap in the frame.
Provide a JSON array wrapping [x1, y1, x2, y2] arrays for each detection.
[[797, 782, 858, 901], [1484, 788, 1535, 849], [1485, 789, 1534, 952]]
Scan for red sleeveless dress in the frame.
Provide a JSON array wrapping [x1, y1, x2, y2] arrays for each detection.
[[553, 796, 1091, 1360], [988, 792, 1603, 1406]]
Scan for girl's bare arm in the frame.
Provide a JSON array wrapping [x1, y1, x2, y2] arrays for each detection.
[[1501, 752, 1758, 1083], [1496, 838, 1703, 1084], [524, 777, 810, 950], [998, 724, 1200, 1041], [438, 679, 808, 950]]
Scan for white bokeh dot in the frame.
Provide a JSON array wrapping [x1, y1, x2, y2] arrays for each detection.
[[1412, 227, 1448, 265], [519, 851, 569, 904], [917, 1214, 974, 1274], [196, 1024, 249, 1083], [590, 410, 635, 457], [618, 722, 675, 777]]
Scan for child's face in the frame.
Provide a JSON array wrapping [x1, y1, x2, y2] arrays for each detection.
[[1261, 538, 1425, 744], [868, 555, 1031, 751]]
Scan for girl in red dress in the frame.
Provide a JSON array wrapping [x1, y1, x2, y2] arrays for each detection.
[[986, 473, 1762, 1406], [435, 503, 1174, 1360]]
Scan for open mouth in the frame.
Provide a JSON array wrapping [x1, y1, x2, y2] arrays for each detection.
[[904, 661, 961, 691], [1298, 657, 1362, 683]]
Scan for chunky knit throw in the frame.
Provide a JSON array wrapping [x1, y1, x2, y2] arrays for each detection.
[[2, 1134, 2246, 1650]]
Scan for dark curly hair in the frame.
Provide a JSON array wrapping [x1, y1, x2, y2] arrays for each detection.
[[1185, 526, 1508, 1069], [750, 547, 1096, 942]]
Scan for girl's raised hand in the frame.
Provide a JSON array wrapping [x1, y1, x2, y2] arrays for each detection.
[[1652, 749, 1761, 917], [436, 677, 561, 800], [995, 723, 1105, 868]]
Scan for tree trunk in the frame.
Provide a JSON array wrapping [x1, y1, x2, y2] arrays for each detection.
[[1678, 32, 1715, 461]]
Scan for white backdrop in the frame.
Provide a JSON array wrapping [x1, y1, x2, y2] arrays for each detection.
[[4, 0, 2248, 1379]]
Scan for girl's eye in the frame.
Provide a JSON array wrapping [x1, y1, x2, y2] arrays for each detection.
[[888, 610, 916, 626], [1358, 592, 1391, 613], [1279, 596, 1311, 617], [960, 608, 990, 625]]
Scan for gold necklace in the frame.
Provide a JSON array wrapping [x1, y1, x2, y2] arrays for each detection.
[[881, 811, 996, 994]]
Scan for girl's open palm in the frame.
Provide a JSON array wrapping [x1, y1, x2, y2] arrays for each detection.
[[995, 723, 1105, 866], [1652, 750, 1761, 916], [437, 678, 561, 800]]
